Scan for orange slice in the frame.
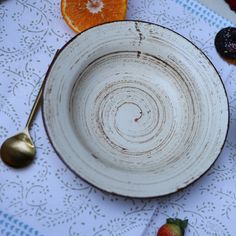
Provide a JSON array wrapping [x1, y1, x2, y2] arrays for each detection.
[[61, 0, 127, 33]]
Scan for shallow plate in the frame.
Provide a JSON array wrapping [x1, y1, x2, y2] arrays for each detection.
[[43, 21, 229, 198]]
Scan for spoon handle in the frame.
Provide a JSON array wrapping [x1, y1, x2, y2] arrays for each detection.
[[25, 83, 44, 129], [25, 50, 60, 129]]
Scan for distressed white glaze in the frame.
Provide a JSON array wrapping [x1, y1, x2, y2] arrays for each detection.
[[43, 21, 229, 198]]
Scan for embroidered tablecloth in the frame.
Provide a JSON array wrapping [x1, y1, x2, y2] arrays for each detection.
[[1, 0, 236, 235]]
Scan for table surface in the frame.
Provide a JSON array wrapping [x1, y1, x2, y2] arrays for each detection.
[[199, 0, 236, 23], [1, 0, 236, 236]]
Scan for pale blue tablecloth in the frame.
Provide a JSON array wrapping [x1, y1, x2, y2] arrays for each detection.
[[1, 0, 236, 235]]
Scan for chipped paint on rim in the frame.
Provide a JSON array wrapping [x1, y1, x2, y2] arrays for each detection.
[[42, 21, 229, 198]]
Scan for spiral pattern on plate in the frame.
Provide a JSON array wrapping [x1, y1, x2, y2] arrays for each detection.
[[43, 21, 229, 197], [70, 51, 198, 172]]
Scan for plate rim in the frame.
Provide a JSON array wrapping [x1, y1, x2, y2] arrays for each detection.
[[42, 20, 230, 198]]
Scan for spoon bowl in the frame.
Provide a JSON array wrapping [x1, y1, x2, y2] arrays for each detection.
[[0, 129, 35, 168]]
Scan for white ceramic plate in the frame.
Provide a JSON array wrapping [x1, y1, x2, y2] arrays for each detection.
[[43, 21, 229, 198]]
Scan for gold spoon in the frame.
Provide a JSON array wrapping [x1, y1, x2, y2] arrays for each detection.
[[0, 50, 59, 168], [0, 80, 43, 168]]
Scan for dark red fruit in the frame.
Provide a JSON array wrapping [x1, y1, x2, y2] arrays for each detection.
[[156, 218, 188, 236], [225, 0, 236, 12], [215, 27, 236, 61]]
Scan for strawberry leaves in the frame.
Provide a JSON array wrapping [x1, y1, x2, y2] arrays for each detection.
[[166, 218, 188, 235]]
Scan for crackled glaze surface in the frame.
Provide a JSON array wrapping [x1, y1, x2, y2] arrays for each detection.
[[43, 21, 228, 197]]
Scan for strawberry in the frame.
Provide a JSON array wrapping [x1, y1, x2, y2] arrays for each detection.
[[156, 218, 188, 236]]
